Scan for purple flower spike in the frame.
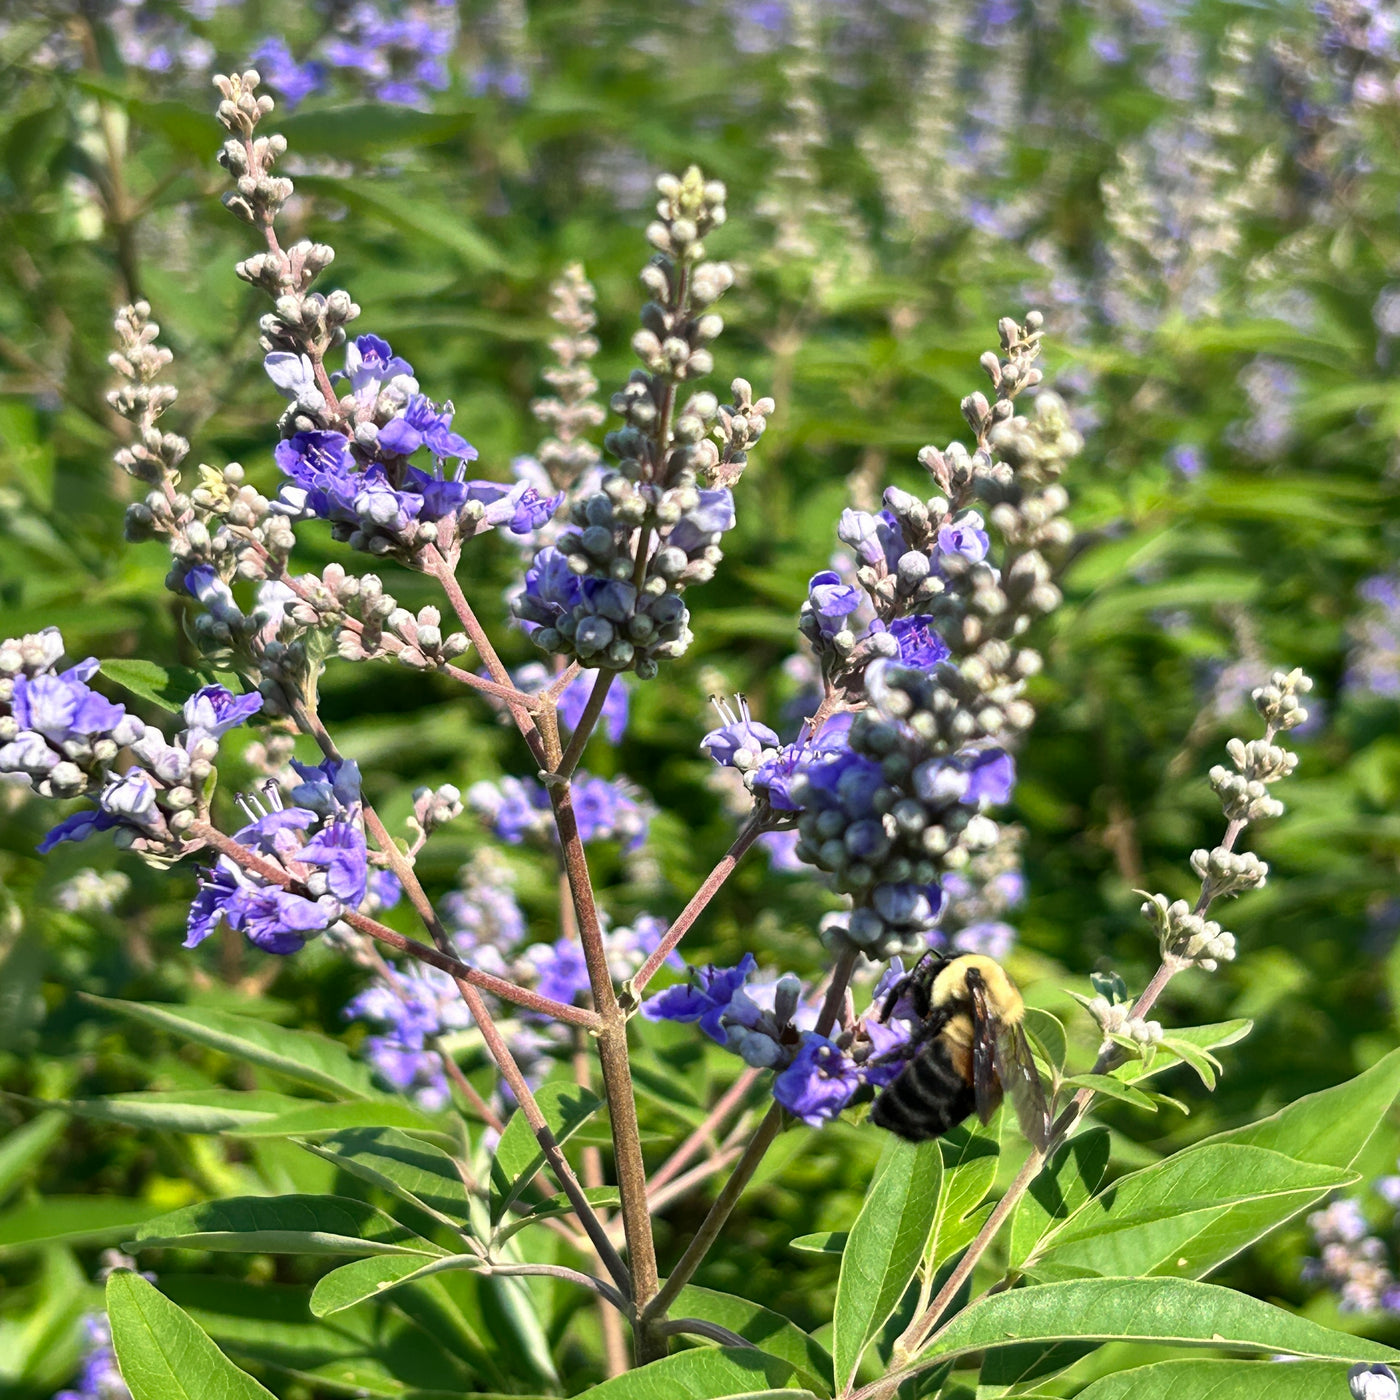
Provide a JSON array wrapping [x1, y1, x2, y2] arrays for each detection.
[[300, 819, 369, 905], [772, 1032, 862, 1126], [938, 517, 990, 564], [701, 695, 780, 767], [808, 570, 865, 623], [888, 616, 950, 670]]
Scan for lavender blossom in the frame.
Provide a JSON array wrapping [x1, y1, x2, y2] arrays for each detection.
[[641, 954, 759, 1042], [55, 1312, 128, 1400], [771, 1033, 862, 1127]]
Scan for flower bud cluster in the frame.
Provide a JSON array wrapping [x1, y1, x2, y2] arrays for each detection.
[[531, 263, 606, 490], [1209, 731, 1298, 823], [786, 665, 1015, 957], [1189, 845, 1268, 901], [1080, 993, 1164, 1052], [807, 316, 1076, 741], [0, 627, 262, 862], [515, 170, 773, 677], [107, 302, 188, 489], [1252, 666, 1314, 731], [412, 783, 464, 838], [1140, 892, 1237, 971]]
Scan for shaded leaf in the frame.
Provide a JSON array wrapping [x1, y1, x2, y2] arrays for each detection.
[[1009, 1129, 1110, 1271], [1074, 1357, 1359, 1400], [130, 1194, 446, 1257], [673, 1285, 834, 1396], [790, 1231, 848, 1255], [0, 1197, 161, 1257], [302, 1127, 472, 1231], [489, 1082, 603, 1221], [575, 1347, 797, 1398], [311, 1255, 480, 1317]]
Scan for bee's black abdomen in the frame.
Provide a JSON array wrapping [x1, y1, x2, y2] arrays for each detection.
[[870, 1039, 977, 1142]]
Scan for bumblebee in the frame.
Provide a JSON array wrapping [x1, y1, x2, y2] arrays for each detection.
[[868, 952, 1050, 1148]]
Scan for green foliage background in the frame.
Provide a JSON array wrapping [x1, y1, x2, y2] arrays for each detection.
[[2, 0, 1399, 1394]]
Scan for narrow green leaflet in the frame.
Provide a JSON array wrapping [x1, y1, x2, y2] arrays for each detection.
[[0, 1110, 63, 1201], [928, 1120, 1000, 1271], [575, 1347, 797, 1398], [131, 1195, 446, 1256], [1212, 1046, 1400, 1169], [1009, 1129, 1110, 1271], [672, 1285, 834, 1396], [493, 1186, 621, 1245], [1024, 1143, 1355, 1281], [489, 1082, 603, 1221], [789, 1232, 848, 1255], [1113, 1021, 1253, 1085], [227, 1101, 445, 1139], [311, 1254, 480, 1317], [1021, 1008, 1067, 1072], [302, 1127, 473, 1230], [917, 1277, 1400, 1374], [83, 996, 380, 1100], [0, 1197, 161, 1257], [1062, 1075, 1158, 1111], [1074, 1357, 1358, 1400], [833, 1136, 942, 1390], [21, 1090, 310, 1134], [106, 1272, 275, 1400]]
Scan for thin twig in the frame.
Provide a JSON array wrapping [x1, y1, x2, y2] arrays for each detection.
[[556, 669, 615, 779], [657, 1318, 755, 1349], [476, 1262, 629, 1315], [629, 814, 766, 997], [649, 1067, 763, 1191]]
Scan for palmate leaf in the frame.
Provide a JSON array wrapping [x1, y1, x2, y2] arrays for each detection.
[[105, 1272, 274, 1400], [129, 1194, 446, 1257], [833, 1136, 942, 1391]]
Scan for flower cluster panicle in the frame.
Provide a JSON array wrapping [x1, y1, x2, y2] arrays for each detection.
[[108, 301, 188, 492], [55, 1311, 129, 1400], [701, 313, 1079, 960], [1140, 668, 1311, 971], [468, 771, 650, 851], [211, 72, 560, 573], [0, 627, 262, 862], [530, 263, 606, 492], [1304, 1198, 1400, 1313], [642, 953, 921, 1127], [184, 756, 398, 955], [1346, 573, 1400, 699], [54, 868, 132, 916], [514, 168, 775, 678]]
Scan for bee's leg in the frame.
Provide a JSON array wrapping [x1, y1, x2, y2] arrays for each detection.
[[879, 949, 940, 1023]]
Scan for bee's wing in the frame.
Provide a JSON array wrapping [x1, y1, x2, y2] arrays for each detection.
[[968, 981, 1004, 1125], [995, 1022, 1052, 1151]]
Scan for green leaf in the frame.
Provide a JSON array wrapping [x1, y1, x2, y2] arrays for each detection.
[[1155, 1037, 1222, 1090], [929, 1120, 1001, 1271], [1062, 1075, 1158, 1111], [833, 1136, 942, 1390], [493, 1186, 621, 1245], [916, 1278, 1400, 1376], [0, 1197, 161, 1257], [106, 1271, 275, 1400], [98, 658, 220, 713], [790, 1231, 848, 1255], [311, 1254, 480, 1317], [277, 105, 475, 156], [302, 1127, 473, 1231], [1074, 1358, 1361, 1400], [489, 1082, 603, 1221], [672, 1285, 834, 1396], [228, 1100, 446, 1139], [130, 1194, 446, 1257], [1212, 1046, 1400, 1170], [18, 1089, 312, 1134], [295, 175, 505, 271], [0, 1111, 64, 1203], [1021, 1008, 1067, 1072], [83, 996, 380, 1100], [1024, 1144, 1356, 1281], [1114, 1021, 1253, 1085], [1008, 1129, 1110, 1271], [574, 1347, 797, 1398]]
